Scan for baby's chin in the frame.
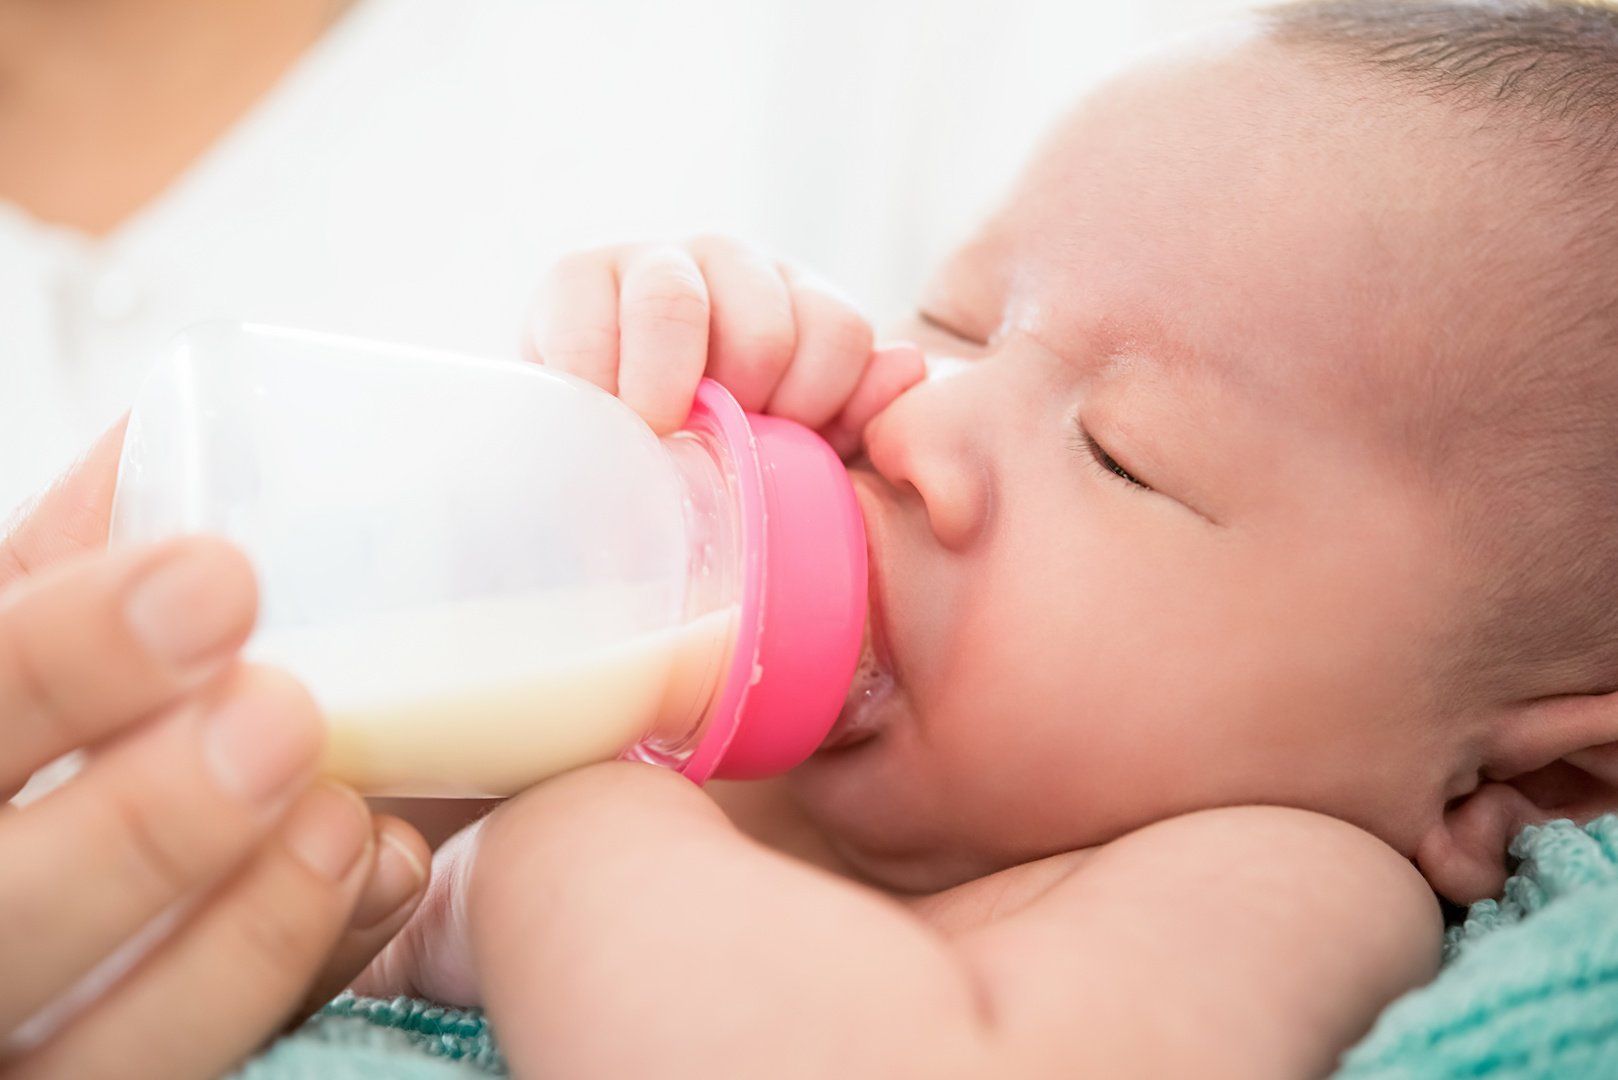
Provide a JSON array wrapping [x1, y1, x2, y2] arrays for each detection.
[[788, 729, 1009, 894]]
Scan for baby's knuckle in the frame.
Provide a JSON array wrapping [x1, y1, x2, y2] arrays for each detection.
[[540, 324, 618, 364], [815, 304, 874, 358], [730, 323, 796, 368], [686, 233, 739, 258], [624, 282, 709, 333], [690, 234, 769, 272]]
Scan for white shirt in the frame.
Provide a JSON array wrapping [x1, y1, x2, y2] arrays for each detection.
[[0, 0, 1241, 518]]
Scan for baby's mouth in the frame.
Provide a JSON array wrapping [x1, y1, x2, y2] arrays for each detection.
[[819, 621, 894, 751], [819, 468, 897, 753]]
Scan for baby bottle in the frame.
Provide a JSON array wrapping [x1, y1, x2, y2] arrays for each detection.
[[110, 322, 867, 796]]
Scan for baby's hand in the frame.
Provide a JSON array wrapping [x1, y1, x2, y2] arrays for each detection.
[[527, 237, 925, 455]]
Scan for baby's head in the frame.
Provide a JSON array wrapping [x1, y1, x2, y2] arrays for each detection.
[[790, 0, 1618, 903]]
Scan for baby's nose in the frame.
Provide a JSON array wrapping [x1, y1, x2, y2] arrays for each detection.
[[863, 377, 993, 552]]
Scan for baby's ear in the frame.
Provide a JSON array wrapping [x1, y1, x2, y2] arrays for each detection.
[[1415, 690, 1618, 904]]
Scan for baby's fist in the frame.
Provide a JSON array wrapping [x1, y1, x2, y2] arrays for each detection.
[[526, 237, 923, 455]]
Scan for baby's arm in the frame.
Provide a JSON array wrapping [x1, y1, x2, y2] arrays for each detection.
[[448, 763, 1439, 1079]]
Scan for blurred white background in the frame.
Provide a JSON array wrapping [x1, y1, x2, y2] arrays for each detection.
[[2, 0, 1251, 514]]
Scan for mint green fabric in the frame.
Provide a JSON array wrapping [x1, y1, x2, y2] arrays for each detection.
[[1334, 815, 1618, 1078], [231, 995, 505, 1079], [237, 816, 1618, 1078]]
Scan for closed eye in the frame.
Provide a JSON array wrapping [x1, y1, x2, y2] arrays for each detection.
[[1072, 422, 1151, 491], [917, 309, 986, 347]]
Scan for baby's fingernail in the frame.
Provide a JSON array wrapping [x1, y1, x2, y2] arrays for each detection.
[[352, 832, 429, 929], [203, 671, 322, 804], [284, 783, 372, 883], [126, 540, 254, 670], [874, 341, 927, 373]]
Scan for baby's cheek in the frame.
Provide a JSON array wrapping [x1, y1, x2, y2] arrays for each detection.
[[933, 607, 1219, 848], [919, 641, 1096, 826]]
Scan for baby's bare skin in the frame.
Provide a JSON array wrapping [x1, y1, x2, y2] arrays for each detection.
[[364, 765, 1436, 1078], [707, 777, 1096, 924], [361, 21, 1618, 1076]]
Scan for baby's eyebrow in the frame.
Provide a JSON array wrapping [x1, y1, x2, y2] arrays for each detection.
[[1091, 318, 1250, 395]]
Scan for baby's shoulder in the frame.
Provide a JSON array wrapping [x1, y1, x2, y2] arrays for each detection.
[[1084, 805, 1433, 898], [919, 806, 1439, 944], [1053, 806, 1441, 946], [952, 809, 1443, 1076]]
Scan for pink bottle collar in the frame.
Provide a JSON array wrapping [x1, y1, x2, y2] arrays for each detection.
[[677, 380, 868, 783]]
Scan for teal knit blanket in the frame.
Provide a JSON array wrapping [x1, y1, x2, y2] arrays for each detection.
[[1335, 815, 1618, 1078], [236, 815, 1618, 1079]]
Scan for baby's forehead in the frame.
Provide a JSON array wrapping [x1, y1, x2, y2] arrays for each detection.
[[937, 36, 1599, 447]]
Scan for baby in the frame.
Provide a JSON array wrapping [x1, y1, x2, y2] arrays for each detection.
[[359, 2, 1618, 1075]]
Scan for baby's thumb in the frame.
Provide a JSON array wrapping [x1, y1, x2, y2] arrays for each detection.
[[350, 822, 483, 1008], [822, 343, 927, 459]]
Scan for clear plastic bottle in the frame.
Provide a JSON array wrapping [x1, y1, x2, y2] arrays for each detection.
[[111, 323, 868, 796]]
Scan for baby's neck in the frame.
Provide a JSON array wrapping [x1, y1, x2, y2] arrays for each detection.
[[706, 778, 871, 881], [708, 777, 1095, 932]]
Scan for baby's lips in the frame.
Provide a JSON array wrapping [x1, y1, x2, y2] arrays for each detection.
[[847, 467, 896, 678], [816, 463, 898, 756], [820, 619, 894, 752]]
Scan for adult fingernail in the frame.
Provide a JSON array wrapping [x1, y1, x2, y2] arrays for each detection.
[[204, 671, 322, 804], [284, 783, 372, 882], [353, 832, 429, 929], [126, 540, 255, 670]]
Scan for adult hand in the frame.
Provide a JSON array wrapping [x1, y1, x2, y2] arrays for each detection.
[[0, 425, 431, 1079]]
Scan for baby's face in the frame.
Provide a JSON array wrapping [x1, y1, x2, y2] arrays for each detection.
[[788, 31, 1532, 892]]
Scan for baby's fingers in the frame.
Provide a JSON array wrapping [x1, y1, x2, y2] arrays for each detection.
[[689, 236, 795, 412], [8, 784, 374, 1079], [822, 343, 928, 459], [765, 268, 874, 431], [616, 247, 711, 434], [528, 249, 624, 395]]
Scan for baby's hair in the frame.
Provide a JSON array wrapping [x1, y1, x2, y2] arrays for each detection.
[[1264, 0, 1618, 700], [1267, 1, 1618, 158]]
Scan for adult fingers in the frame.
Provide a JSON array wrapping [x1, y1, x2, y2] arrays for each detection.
[[295, 815, 430, 1018], [615, 246, 711, 434], [0, 537, 257, 798], [528, 248, 624, 395], [0, 665, 322, 1033], [764, 266, 874, 431], [0, 419, 126, 592], [821, 343, 928, 459], [7, 783, 374, 1080], [688, 235, 795, 412]]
